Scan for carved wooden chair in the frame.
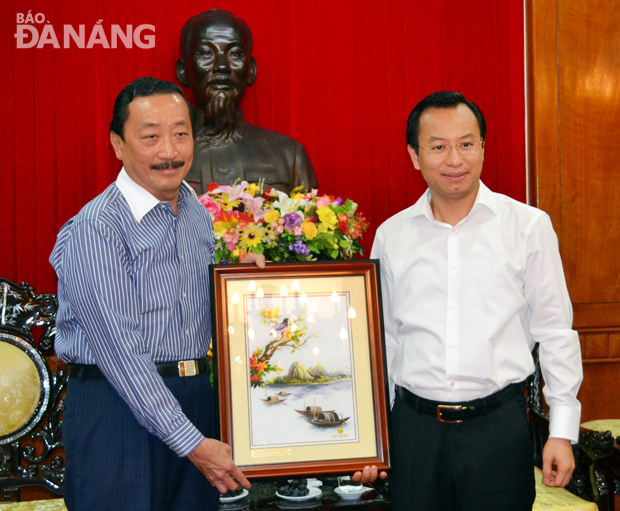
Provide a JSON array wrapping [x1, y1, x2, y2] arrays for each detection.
[[528, 344, 615, 511], [0, 278, 66, 502]]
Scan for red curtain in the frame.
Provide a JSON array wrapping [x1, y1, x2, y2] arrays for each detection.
[[1, 0, 525, 293]]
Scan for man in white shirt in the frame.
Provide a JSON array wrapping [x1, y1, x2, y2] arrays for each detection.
[[367, 91, 582, 510]]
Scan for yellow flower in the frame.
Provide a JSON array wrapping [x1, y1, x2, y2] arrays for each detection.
[[317, 207, 337, 230], [264, 210, 280, 223], [240, 224, 265, 248], [262, 306, 281, 319], [220, 193, 240, 211], [232, 249, 240, 257], [246, 183, 260, 197], [293, 193, 305, 200], [302, 221, 318, 240], [213, 219, 238, 235], [318, 223, 330, 234]]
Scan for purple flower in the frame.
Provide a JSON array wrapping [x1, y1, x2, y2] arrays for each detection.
[[283, 212, 303, 228], [332, 197, 344, 207], [289, 239, 311, 256]]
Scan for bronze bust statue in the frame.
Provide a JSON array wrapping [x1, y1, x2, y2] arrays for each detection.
[[177, 9, 318, 194]]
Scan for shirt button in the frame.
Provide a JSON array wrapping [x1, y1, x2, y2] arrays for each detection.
[[451, 228, 456, 233], [160, 204, 166, 209], [185, 329, 190, 336], [450, 381, 455, 387], [450, 343, 455, 348], [451, 265, 457, 270], [183, 292, 187, 298], [451, 302, 456, 308], [180, 254, 184, 260]]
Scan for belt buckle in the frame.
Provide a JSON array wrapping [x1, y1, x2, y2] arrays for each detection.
[[437, 404, 465, 424], [178, 360, 198, 377]]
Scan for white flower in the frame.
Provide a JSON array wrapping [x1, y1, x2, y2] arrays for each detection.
[[272, 191, 308, 213]]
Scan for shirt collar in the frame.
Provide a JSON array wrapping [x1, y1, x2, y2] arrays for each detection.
[[402, 180, 497, 224], [115, 168, 195, 223]]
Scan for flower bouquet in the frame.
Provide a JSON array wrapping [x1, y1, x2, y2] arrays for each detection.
[[198, 181, 368, 263]]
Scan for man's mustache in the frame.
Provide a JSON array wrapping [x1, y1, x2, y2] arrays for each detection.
[[151, 160, 185, 170], [207, 73, 237, 86]]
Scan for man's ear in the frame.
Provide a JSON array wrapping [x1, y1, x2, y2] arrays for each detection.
[[176, 59, 189, 87], [247, 57, 257, 87], [110, 132, 124, 161], [407, 145, 421, 171]]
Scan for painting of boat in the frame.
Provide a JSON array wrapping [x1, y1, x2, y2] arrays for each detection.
[[275, 391, 292, 396], [305, 411, 349, 427], [295, 405, 334, 416], [261, 396, 287, 404]]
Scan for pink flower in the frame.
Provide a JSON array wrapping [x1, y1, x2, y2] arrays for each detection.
[[317, 196, 331, 208], [293, 226, 303, 236], [224, 231, 239, 251], [246, 197, 266, 221], [198, 195, 222, 217], [276, 225, 285, 234], [212, 181, 253, 207]]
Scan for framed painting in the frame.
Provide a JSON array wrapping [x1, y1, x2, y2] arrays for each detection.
[[210, 260, 391, 479]]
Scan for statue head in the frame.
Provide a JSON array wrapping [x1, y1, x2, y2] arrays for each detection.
[[177, 9, 257, 138]]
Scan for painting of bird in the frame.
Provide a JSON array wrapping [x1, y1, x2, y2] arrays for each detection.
[[270, 318, 289, 337]]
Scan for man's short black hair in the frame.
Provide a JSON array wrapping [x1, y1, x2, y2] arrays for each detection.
[[109, 77, 195, 141], [179, 9, 253, 62], [406, 91, 486, 154]]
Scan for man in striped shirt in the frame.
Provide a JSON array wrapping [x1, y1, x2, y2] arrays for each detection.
[[50, 77, 261, 510]]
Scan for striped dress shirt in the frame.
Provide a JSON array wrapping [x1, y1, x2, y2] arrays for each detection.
[[50, 169, 215, 457]]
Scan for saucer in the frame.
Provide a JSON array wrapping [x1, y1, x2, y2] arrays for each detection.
[[220, 488, 249, 503], [276, 486, 322, 502], [334, 486, 371, 500]]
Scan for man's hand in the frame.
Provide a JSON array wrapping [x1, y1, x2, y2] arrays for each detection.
[[240, 252, 266, 268], [542, 438, 575, 487], [187, 438, 251, 493], [351, 465, 388, 485]]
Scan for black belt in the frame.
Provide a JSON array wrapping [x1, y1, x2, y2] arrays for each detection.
[[68, 359, 209, 380], [398, 383, 522, 423]]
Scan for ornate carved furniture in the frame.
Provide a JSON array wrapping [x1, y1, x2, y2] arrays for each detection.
[[529, 344, 615, 510], [0, 278, 66, 502]]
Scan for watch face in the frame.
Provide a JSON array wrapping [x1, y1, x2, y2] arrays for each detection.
[[0, 331, 50, 445]]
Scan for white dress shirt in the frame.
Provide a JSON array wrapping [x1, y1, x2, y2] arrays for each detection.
[[370, 181, 583, 442]]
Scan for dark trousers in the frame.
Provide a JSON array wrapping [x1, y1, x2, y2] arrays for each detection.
[[63, 373, 219, 511], [389, 390, 535, 511]]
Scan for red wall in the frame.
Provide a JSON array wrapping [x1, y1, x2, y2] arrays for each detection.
[[1, 0, 525, 293]]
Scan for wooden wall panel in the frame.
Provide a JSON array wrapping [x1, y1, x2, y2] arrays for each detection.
[[558, 1, 620, 305], [527, 0, 620, 423], [525, 0, 560, 232], [581, 362, 620, 422]]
